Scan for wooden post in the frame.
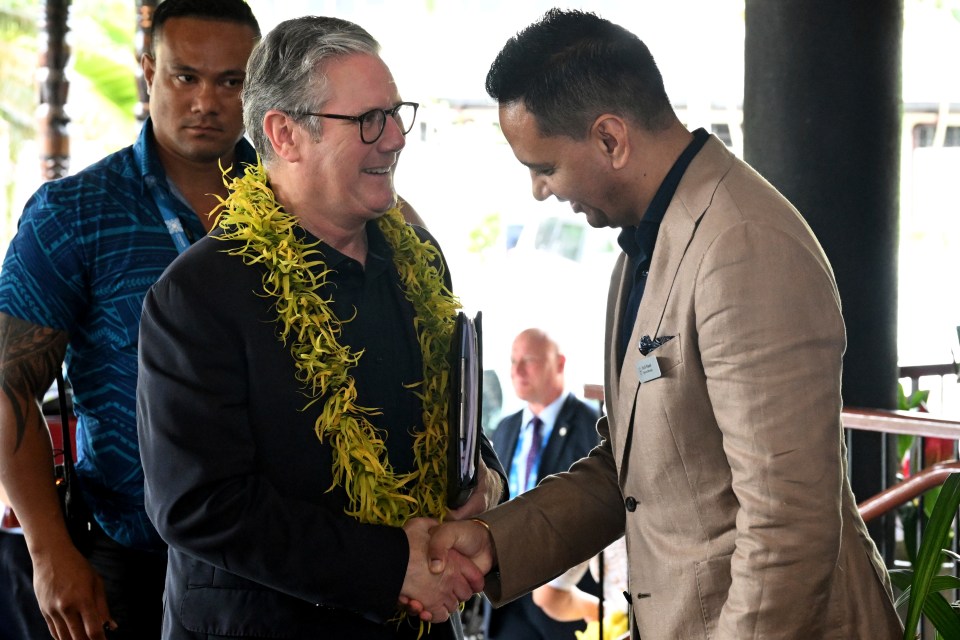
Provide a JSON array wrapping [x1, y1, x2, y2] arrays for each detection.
[[135, 0, 159, 121], [36, 0, 70, 181]]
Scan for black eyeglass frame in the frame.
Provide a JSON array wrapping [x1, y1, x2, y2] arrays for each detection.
[[296, 101, 419, 144]]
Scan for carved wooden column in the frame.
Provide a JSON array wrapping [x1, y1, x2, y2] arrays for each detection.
[[135, 0, 158, 121], [37, 0, 70, 180]]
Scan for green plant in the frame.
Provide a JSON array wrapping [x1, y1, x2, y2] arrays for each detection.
[[890, 473, 960, 639], [898, 383, 933, 564], [1, 0, 138, 242]]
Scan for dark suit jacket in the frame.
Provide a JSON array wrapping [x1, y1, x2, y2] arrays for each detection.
[[137, 222, 505, 640], [492, 394, 600, 491], [486, 394, 599, 639]]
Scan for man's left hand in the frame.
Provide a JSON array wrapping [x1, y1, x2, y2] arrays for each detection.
[[447, 458, 504, 520]]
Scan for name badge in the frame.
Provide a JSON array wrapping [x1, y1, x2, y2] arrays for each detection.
[[637, 355, 662, 383]]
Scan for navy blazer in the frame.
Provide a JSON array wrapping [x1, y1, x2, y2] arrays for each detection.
[[485, 393, 600, 638], [138, 223, 506, 640], [493, 393, 600, 493]]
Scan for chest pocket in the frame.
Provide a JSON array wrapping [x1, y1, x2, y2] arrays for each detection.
[[635, 332, 683, 385]]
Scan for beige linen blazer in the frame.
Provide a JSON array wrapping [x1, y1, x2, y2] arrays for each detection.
[[482, 136, 903, 639]]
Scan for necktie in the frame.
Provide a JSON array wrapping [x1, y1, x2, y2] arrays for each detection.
[[525, 416, 543, 492]]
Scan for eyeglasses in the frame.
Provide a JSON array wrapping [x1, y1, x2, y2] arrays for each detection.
[[297, 102, 419, 144]]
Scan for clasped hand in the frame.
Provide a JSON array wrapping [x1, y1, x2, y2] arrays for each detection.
[[398, 459, 502, 622], [398, 517, 497, 622]]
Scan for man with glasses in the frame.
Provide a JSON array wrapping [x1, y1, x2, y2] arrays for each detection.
[[298, 103, 419, 144], [136, 16, 505, 639]]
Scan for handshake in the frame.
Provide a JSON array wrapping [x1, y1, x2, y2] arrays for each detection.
[[398, 516, 496, 622], [397, 460, 505, 623], [398, 458, 503, 622]]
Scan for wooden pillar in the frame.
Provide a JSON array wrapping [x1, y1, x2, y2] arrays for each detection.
[[743, 0, 904, 559], [37, 0, 70, 181], [135, 0, 158, 121]]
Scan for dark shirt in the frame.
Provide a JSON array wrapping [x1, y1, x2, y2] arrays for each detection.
[[319, 222, 425, 474], [617, 128, 710, 363], [138, 218, 502, 638]]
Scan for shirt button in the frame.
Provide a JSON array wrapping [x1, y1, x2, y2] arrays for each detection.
[[625, 496, 638, 512]]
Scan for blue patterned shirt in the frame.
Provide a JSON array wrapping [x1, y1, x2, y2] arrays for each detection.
[[0, 119, 257, 550]]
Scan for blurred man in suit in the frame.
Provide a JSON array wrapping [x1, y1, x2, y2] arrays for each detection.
[[486, 328, 599, 640]]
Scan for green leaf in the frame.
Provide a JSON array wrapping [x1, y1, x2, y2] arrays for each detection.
[[908, 389, 930, 409], [899, 433, 916, 464], [927, 575, 960, 593], [921, 591, 960, 639], [890, 568, 914, 589], [897, 381, 930, 411], [72, 50, 137, 115], [901, 501, 921, 566], [925, 485, 945, 520], [902, 473, 960, 639], [890, 571, 912, 608], [886, 571, 960, 610]]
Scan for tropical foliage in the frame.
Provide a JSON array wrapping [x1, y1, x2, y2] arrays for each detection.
[[898, 384, 935, 565], [890, 473, 960, 640], [0, 0, 139, 241], [890, 381, 960, 638], [0, 2, 38, 234]]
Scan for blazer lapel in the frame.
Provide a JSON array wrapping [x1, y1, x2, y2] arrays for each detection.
[[605, 253, 630, 461], [629, 205, 697, 349], [631, 137, 733, 344], [613, 208, 697, 478], [495, 413, 523, 477], [537, 396, 574, 479], [612, 136, 733, 476]]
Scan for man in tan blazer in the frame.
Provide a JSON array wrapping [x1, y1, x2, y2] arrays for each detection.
[[419, 8, 903, 639]]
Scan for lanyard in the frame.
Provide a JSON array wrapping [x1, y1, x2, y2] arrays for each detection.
[[145, 175, 192, 254]]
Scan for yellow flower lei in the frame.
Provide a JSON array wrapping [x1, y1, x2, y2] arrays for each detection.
[[212, 161, 460, 526]]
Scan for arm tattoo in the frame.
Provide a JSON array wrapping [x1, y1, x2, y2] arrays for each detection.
[[0, 313, 68, 450]]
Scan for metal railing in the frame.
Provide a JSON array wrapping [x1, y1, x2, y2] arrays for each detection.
[[859, 459, 960, 522], [845, 405, 960, 640]]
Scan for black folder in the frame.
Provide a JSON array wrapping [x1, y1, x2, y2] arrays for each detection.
[[447, 311, 482, 509]]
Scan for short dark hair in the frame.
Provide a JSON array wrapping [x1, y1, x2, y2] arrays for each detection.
[[149, 0, 261, 53], [485, 8, 673, 139]]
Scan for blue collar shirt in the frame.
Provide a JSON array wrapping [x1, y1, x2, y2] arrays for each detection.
[[0, 119, 257, 549], [508, 391, 571, 496]]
